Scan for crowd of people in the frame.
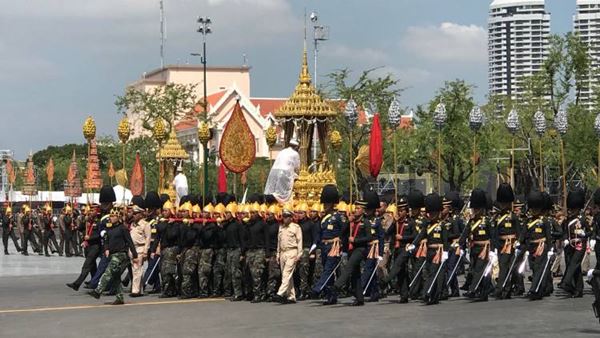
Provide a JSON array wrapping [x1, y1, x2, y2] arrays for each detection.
[[2, 182, 600, 315]]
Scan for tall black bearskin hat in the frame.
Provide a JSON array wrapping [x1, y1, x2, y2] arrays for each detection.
[[188, 194, 199, 206], [320, 184, 340, 204], [131, 195, 145, 209], [99, 185, 116, 204], [496, 183, 515, 204], [264, 194, 277, 205], [541, 192, 553, 212], [199, 193, 214, 207], [160, 194, 170, 205], [567, 188, 585, 210], [145, 191, 162, 210], [407, 190, 425, 209], [594, 188, 600, 206], [425, 193, 443, 213], [444, 191, 463, 211], [469, 189, 487, 210], [356, 189, 380, 210], [527, 191, 544, 210]]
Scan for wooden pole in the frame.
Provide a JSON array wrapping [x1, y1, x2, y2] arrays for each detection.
[[349, 129, 353, 205], [539, 138, 544, 192], [393, 130, 398, 205], [510, 136, 515, 188], [560, 137, 567, 211], [437, 129, 442, 193], [472, 132, 477, 190]]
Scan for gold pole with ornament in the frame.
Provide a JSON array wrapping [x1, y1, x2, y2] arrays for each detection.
[[554, 110, 568, 210], [266, 124, 277, 168], [83, 116, 96, 203], [118, 118, 131, 171], [533, 110, 546, 191], [153, 119, 167, 192], [198, 120, 211, 203]]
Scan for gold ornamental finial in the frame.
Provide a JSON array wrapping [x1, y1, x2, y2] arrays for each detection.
[[198, 120, 211, 145], [83, 116, 96, 141], [329, 130, 342, 150], [300, 46, 311, 85], [153, 118, 167, 144], [266, 125, 277, 148], [118, 117, 131, 143]]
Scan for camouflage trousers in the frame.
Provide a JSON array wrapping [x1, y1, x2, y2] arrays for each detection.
[[246, 249, 266, 300], [160, 246, 179, 297], [181, 247, 200, 298], [224, 248, 243, 298], [197, 248, 214, 296], [212, 248, 226, 296], [95, 252, 129, 302], [266, 254, 281, 298], [296, 248, 313, 297]]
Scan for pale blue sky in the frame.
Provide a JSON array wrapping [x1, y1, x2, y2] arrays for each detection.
[[0, 0, 578, 159]]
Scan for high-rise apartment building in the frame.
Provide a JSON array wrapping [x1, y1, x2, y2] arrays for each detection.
[[488, 0, 551, 99], [574, 0, 600, 110]]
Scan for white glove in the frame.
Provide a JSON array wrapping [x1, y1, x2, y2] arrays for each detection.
[[514, 241, 520, 248], [575, 229, 585, 236], [377, 256, 384, 262], [450, 242, 459, 249], [100, 230, 106, 237], [407, 244, 416, 252], [588, 269, 595, 282], [441, 251, 448, 262], [590, 239, 596, 250], [459, 249, 465, 256], [563, 239, 570, 247], [309, 244, 317, 254], [547, 249, 555, 258], [489, 250, 498, 264]]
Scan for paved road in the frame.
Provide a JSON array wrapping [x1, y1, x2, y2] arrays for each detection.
[[1, 250, 600, 337]]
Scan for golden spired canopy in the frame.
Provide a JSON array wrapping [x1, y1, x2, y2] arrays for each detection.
[[158, 128, 189, 160], [273, 46, 338, 203]]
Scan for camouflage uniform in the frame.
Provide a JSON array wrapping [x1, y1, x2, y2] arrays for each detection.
[[246, 249, 266, 300], [266, 218, 281, 299], [180, 247, 199, 298], [160, 246, 180, 297], [96, 252, 129, 302], [212, 247, 227, 296], [225, 248, 243, 298]]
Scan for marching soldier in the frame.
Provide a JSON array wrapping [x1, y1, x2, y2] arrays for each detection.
[[20, 205, 41, 255], [265, 204, 282, 301], [211, 203, 227, 297], [362, 197, 384, 302], [141, 192, 162, 294], [592, 189, 600, 270], [196, 203, 217, 298], [129, 198, 151, 297], [41, 204, 61, 256], [383, 197, 414, 303], [62, 205, 79, 257], [559, 188, 590, 298], [493, 183, 521, 299], [410, 193, 448, 305], [273, 206, 303, 304], [179, 202, 199, 299], [331, 190, 378, 306], [407, 190, 426, 300], [442, 192, 464, 299], [459, 189, 496, 301], [520, 191, 554, 300], [2, 205, 21, 254], [308, 202, 323, 288], [88, 207, 139, 305], [311, 184, 347, 305], [295, 201, 319, 300], [245, 202, 269, 302], [223, 201, 246, 301], [152, 200, 182, 298]]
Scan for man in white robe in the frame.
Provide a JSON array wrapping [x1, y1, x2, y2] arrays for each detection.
[[264, 139, 300, 203]]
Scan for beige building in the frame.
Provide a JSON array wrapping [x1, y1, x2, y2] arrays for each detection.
[[127, 64, 251, 139]]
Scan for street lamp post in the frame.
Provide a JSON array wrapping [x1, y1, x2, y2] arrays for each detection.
[[196, 16, 212, 202]]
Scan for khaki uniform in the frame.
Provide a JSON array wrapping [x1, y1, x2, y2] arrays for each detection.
[[276, 222, 302, 301], [130, 219, 152, 294]]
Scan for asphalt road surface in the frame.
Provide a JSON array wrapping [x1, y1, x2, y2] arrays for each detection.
[[1, 250, 600, 338]]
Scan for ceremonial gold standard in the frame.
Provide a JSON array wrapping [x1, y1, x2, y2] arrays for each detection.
[[329, 130, 342, 150], [153, 118, 167, 144], [219, 101, 256, 174], [266, 125, 277, 148], [83, 116, 96, 141], [118, 117, 131, 143], [198, 120, 211, 145]]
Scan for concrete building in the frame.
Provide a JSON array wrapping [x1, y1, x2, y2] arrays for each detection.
[[574, 0, 600, 110], [488, 0, 551, 99]]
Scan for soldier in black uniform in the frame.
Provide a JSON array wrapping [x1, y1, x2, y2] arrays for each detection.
[[41, 205, 61, 256], [311, 185, 347, 305], [520, 191, 554, 300], [196, 205, 217, 298], [179, 202, 199, 299], [459, 189, 495, 301], [406, 190, 426, 300], [20, 205, 40, 255], [141, 191, 162, 294], [493, 183, 521, 299], [245, 204, 269, 302], [223, 202, 246, 301], [62, 205, 78, 257], [410, 193, 448, 305], [151, 200, 182, 298], [591, 189, 600, 270], [295, 202, 319, 300], [2, 206, 21, 254], [211, 204, 227, 297], [265, 205, 282, 301], [558, 188, 590, 298], [331, 190, 378, 306], [383, 197, 414, 303], [441, 191, 464, 299]]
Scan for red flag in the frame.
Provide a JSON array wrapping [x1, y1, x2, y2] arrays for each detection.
[[369, 113, 383, 178], [129, 152, 144, 196], [218, 163, 227, 193]]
